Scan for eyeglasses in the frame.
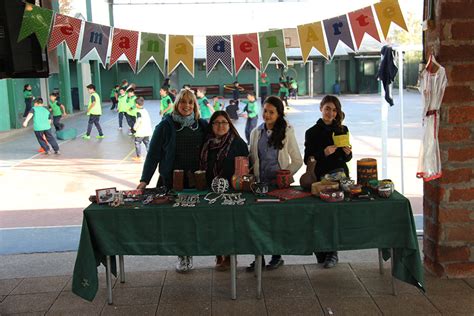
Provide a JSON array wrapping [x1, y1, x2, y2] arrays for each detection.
[[212, 121, 229, 126]]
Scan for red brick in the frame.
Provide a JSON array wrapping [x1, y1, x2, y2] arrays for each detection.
[[423, 182, 445, 204], [438, 126, 471, 142], [441, 168, 473, 183], [439, 44, 474, 62], [446, 225, 474, 242], [441, 2, 474, 20], [437, 245, 471, 263], [451, 21, 474, 40], [449, 188, 474, 202], [451, 65, 474, 82], [448, 106, 474, 124], [448, 147, 474, 162], [424, 256, 445, 277], [423, 238, 436, 260], [444, 262, 474, 278], [424, 219, 440, 240], [443, 87, 474, 104], [439, 208, 473, 223]]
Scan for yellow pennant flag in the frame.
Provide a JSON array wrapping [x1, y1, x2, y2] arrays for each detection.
[[374, 0, 408, 39], [297, 22, 328, 62], [168, 35, 194, 76]]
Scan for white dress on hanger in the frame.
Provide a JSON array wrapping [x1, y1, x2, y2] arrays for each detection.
[[416, 65, 448, 181]]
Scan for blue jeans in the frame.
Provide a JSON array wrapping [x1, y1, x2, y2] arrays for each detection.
[[245, 116, 258, 144]]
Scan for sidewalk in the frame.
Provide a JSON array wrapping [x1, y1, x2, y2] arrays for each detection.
[[1, 260, 473, 315]]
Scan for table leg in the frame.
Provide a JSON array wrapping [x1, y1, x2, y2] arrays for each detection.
[[230, 255, 237, 300], [119, 255, 125, 283], [256, 255, 262, 299], [378, 249, 384, 275], [105, 255, 113, 305], [390, 248, 397, 296]]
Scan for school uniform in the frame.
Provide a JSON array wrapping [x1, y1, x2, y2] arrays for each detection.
[[30, 106, 60, 153]]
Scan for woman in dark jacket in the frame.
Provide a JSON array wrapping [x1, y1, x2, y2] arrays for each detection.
[[200, 110, 249, 271], [137, 88, 208, 273], [304, 95, 352, 268]]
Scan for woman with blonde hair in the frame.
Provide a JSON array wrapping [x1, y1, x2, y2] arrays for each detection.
[[137, 88, 208, 273]]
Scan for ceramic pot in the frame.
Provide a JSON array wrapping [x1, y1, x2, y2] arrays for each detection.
[[300, 157, 317, 189], [311, 181, 339, 196], [320, 189, 344, 202], [276, 169, 293, 189], [231, 174, 256, 191], [251, 182, 269, 196]]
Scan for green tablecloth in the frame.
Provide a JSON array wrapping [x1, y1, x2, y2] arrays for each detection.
[[72, 191, 424, 301]]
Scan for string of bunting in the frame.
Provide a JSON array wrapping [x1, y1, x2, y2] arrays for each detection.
[[17, 0, 407, 77]]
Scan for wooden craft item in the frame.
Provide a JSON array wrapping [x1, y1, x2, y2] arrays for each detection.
[[173, 169, 184, 191], [357, 158, 378, 187], [300, 157, 317, 189], [311, 181, 339, 196]]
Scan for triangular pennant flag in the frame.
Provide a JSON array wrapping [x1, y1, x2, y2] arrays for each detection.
[[297, 21, 328, 62], [232, 33, 260, 76], [109, 28, 139, 72], [348, 7, 381, 50], [138, 32, 166, 74], [259, 29, 288, 71], [17, 3, 54, 51], [374, 0, 408, 39], [80, 22, 111, 67], [168, 35, 194, 76], [323, 14, 355, 57], [206, 36, 233, 76], [48, 13, 82, 58]]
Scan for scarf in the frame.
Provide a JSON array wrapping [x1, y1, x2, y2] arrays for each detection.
[[200, 132, 235, 178], [172, 112, 198, 131]]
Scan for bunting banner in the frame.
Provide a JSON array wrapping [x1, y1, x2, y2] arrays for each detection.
[[80, 22, 111, 67], [138, 32, 166, 74], [374, 0, 408, 39], [206, 36, 233, 76], [232, 33, 260, 75], [259, 29, 288, 71], [48, 14, 82, 57], [109, 28, 139, 72], [323, 14, 355, 57], [348, 7, 381, 50], [297, 21, 328, 62], [17, 3, 54, 51], [168, 35, 194, 76]]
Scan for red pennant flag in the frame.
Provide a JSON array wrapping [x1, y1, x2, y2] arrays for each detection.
[[232, 33, 260, 75], [109, 28, 139, 72], [348, 7, 381, 50], [48, 13, 82, 57]]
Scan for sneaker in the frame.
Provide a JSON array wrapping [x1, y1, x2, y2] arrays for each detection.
[[44, 151, 50, 155], [128, 132, 135, 136], [118, 127, 122, 130], [246, 258, 265, 273], [54, 151, 61, 155], [186, 256, 193, 270], [82, 135, 91, 140], [176, 256, 188, 273], [323, 252, 338, 269], [132, 156, 142, 162], [38, 147, 45, 153], [96, 135, 105, 139], [266, 257, 284, 270]]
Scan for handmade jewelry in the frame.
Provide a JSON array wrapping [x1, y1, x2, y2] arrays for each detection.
[[173, 194, 200, 207], [211, 177, 229, 193]]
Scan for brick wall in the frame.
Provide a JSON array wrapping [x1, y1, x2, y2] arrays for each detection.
[[423, 0, 474, 278]]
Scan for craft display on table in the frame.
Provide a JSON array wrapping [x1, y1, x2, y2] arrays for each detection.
[[187, 170, 196, 188], [251, 182, 269, 196], [211, 177, 230, 193], [173, 194, 200, 207], [311, 180, 339, 196], [300, 157, 317, 190], [231, 174, 255, 191], [368, 179, 380, 192], [267, 188, 312, 200], [194, 170, 207, 190], [96, 187, 117, 204], [378, 185, 393, 198], [324, 168, 346, 182], [357, 158, 378, 187], [203, 192, 246, 205], [319, 189, 345, 202], [234, 156, 249, 176], [348, 184, 363, 197], [332, 132, 351, 148], [173, 169, 184, 191], [110, 192, 124, 207], [340, 178, 355, 193], [276, 169, 293, 189]]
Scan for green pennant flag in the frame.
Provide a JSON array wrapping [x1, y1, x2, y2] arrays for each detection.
[[258, 29, 288, 71], [17, 3, 54, 51], [138, 32, 166, 74]]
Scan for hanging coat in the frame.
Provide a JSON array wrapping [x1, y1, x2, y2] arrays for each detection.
[[376, 45, 398, 106]]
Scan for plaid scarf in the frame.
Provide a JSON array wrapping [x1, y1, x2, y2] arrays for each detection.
[[200, 132, 235, 178]]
